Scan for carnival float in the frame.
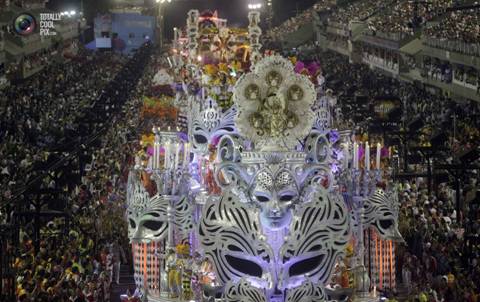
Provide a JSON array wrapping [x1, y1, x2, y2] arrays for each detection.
[[127, 9, 403, 302]]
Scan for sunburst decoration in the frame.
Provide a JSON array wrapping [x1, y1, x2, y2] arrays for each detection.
[[233, 56, 315, 151]]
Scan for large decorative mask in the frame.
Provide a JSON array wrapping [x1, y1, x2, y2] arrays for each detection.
[[214, 137, 335, 231], [190, 98, 237, 155], [234, 56, 316, 151], [127, 171, 169, 242], [203, 53, 351, 302], [362, 188, 403, 242], [198, 186, 351, 299], [127, 171, 193, 243]]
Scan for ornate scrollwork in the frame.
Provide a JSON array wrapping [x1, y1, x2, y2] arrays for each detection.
[[214, 161, 250, 197], [173, 196, 194, 241], [279, 187, 351, 290], [304, 132, 332, 165], [198, 186, 351, 299], [285, 281, 327, 302], [214, 135, 250, 194], [198, 190, 274, 288], [224, 278, 268, 302], [299, 164, 334, 192], [216, 135, 244, 163]]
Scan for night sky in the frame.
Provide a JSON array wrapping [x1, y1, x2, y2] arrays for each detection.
[[161, 0, 317, 29], [46, 0, 317, 40]]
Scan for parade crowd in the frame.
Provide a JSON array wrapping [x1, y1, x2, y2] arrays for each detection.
[[0, 49, 126, 212], [269, 0, 479, 50], [1, 43, 155, 301], [266, 4, 316, 40], [328, 0, 379, 26], [425, 8, 480, 44]]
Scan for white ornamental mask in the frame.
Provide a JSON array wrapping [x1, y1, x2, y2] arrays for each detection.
[[250, 168, 298, 230], [190, 99, 237, 155], [127, 172, 193, 243], [198, 187, 351, 297]]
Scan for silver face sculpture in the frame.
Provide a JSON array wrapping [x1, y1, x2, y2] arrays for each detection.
[[250, 168, 298, 230]]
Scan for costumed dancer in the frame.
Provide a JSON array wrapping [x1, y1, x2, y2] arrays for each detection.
[[191, 252, 204, 302], [166, 248, 180, 298], [178, 243, 193, 300]]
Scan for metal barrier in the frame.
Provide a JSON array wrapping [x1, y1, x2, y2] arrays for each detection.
[[424, 37, 480, 57]]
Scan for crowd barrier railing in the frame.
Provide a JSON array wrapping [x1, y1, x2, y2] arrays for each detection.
[[423, 37, 480, 57]]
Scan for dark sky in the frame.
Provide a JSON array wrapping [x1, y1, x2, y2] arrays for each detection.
[[47, 0, 317, 40], [163, 0, 316, 33]]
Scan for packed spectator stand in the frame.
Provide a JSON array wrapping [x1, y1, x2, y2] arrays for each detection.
[[1, 42, 155, 301], [266, 0, 480, 299]]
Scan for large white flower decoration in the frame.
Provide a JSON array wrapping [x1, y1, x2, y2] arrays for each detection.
[[233, 56, 315, 151]]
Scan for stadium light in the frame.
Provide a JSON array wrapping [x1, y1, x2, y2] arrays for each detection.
[[60, 10, 77, 17], [248, 3, 262, 10]]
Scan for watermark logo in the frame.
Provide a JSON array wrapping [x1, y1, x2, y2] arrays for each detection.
[[13, 13, 36, 35], [39, 13, 62, 36]]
